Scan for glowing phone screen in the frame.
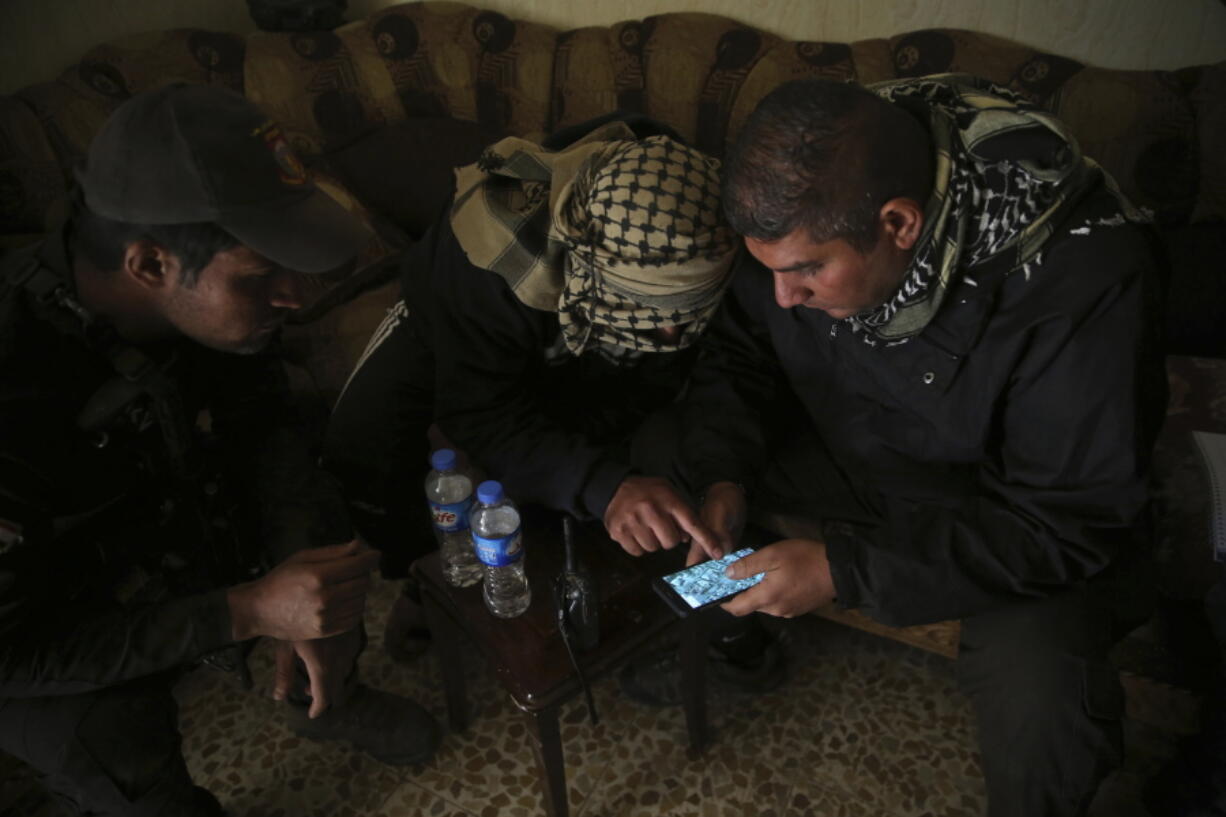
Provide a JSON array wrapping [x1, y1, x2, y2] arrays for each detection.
[[661, 547, 764, 608]]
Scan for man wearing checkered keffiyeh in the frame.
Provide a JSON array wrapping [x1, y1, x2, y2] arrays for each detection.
[[326, 118, 785, 694], [325, 118, 785, 682], [449, 123, 735, 361]]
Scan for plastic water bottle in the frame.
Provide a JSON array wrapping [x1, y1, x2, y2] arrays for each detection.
[[471, 480, 531, 618], [425, 449, 482, 588]]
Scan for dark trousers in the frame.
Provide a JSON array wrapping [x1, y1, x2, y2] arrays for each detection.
[[957, 581, 1133, 817], [1145, 566, 1226, 815], [0, 654, 363, 816], [756, 432, 1148, 817], [0, 676, 217, 816]]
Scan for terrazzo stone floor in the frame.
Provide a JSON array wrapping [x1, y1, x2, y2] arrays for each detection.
[[1, 574, 1185, 817]]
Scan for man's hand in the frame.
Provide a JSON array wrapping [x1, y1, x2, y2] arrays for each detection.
[[604, 475, 722, 561], [272, 628, 362, 718], [694, 481, 747, 566], [721, 538, 836, 618], [227, 539, 380, 642]]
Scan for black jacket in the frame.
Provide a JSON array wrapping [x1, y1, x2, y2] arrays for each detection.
[[400, 216, 695, 519], [683, 186, 1168, 626], [0, 224, 347, 698]]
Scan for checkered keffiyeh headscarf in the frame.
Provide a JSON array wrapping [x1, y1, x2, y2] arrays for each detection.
[[848, 74, 1144, 345], [450, 123, 735, 357]]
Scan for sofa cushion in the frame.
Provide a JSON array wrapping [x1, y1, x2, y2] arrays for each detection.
[[371, 4, 557, 137], [637, 14, 780, 156], [465, 9, 558, 137], [549, 27, 620, 134], [0, 96, 65, 234], [63, 30, 246, 105], [15, 81, 114, 183], [245, 5, 556, 156], [315, 116, 502, 239], [888, 28, 1046, 89], [1053, 68, 1198, 225], [244, 27, 390, 155], [608, 19, 651, 119], [291, 165, 407, 322], [365, 3, 470, 120]]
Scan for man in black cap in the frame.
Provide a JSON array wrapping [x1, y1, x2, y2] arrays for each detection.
[[0, 83, 438, 816]]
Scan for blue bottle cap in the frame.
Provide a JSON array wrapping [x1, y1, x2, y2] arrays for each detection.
[[476, 480, 504, 504], [430, 449, 457, 471]]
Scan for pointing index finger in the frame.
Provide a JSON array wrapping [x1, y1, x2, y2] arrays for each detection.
[[673, 508, 723, 561]]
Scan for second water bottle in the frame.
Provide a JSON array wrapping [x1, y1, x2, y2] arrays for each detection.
[[471, 480, 531, 618]]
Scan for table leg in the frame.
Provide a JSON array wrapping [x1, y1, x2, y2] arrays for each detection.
[[523, 705, 568, 817], [680, 610, 710, 757], [421, 589, 469, 733]]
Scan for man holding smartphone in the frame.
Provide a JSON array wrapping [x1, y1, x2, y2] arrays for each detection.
[[668, 76, 1166, 817]]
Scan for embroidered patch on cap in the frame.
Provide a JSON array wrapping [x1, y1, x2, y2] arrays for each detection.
[[254, 121, 308, 185]]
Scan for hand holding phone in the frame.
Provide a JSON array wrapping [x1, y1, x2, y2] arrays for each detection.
[[719, 539, 838, 619], [653, 547, 765, 616]]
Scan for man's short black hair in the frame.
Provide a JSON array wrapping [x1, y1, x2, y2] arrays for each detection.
[[70, 196, 241, 287], [722, 79, 934, 253]]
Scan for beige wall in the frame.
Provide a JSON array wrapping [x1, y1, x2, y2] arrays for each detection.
[[3, 0, 1224, 94]]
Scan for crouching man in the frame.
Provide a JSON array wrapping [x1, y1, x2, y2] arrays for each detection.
[[0, 84, 438, 816]]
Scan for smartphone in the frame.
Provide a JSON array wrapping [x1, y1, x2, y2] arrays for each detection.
[[653, 547, 765, 616]]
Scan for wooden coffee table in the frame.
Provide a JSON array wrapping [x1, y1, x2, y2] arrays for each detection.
[[410, 512, 711, 817]]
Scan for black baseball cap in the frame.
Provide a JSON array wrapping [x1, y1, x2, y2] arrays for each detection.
[[78, 82, 370, 274]]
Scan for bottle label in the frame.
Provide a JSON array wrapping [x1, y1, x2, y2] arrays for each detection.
[[473, 528, 523, 567], [430, 497, 472, 533]]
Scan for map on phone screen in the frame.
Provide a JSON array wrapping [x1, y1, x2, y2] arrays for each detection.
[[661, 547, 765, 609]]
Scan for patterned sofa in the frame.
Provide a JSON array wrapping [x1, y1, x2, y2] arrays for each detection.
[[1, 0, 1222, 726]]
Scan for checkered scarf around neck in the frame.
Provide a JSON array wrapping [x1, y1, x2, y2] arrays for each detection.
[[849, 73, 1143, 346], [450, 124, 735, 361]]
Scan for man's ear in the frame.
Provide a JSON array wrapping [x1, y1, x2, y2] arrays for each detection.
[[120, 240, 181, 291], [878, 198, 925, 251]]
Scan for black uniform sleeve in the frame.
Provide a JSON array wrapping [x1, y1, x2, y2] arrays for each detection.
[[413, 220, 633, 519], [0, 457, 236, 698], [0, 585, 235, 699], [0, 311, 342, 699], [825, 223, 1167, 625]]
